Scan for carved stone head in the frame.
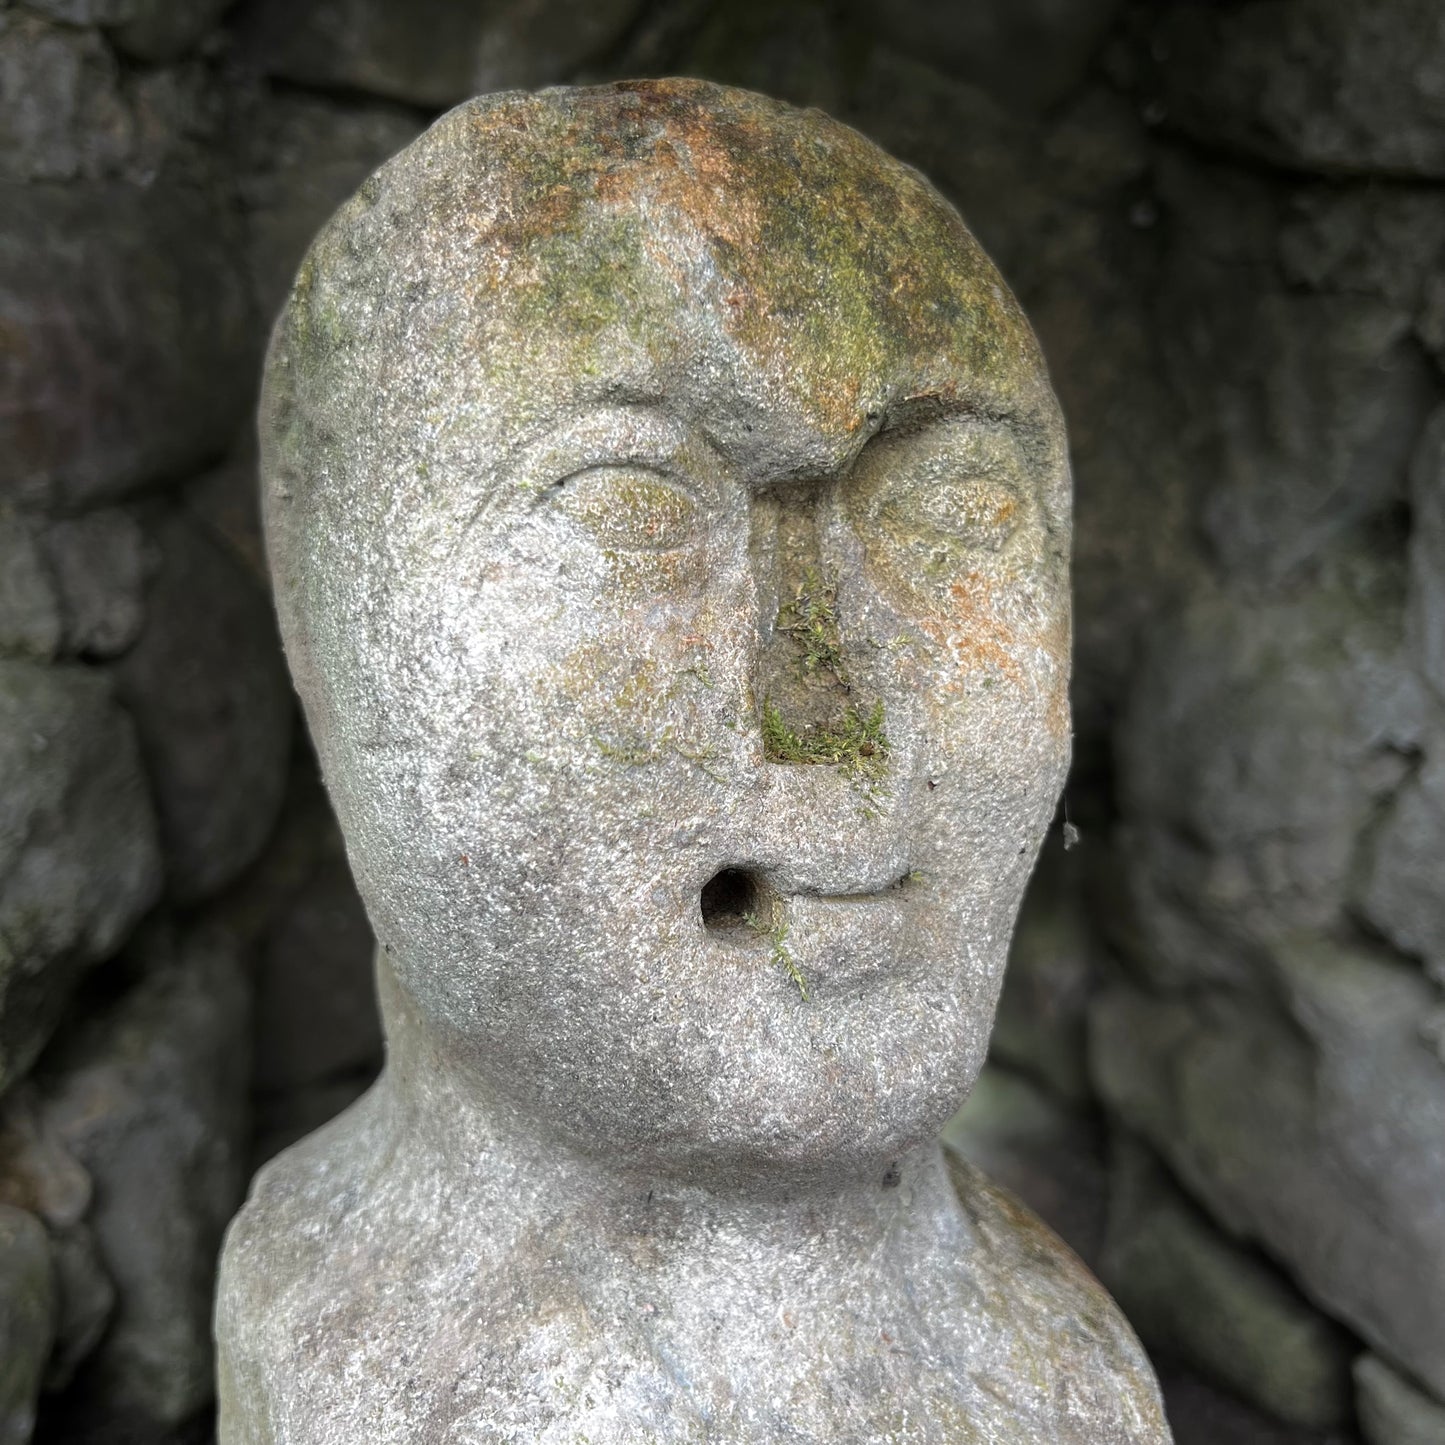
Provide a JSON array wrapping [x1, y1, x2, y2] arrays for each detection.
[[261, 78, 1071, 1184]]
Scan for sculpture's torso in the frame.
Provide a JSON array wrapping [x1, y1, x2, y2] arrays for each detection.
[[219, 1079, 1167, 1445]]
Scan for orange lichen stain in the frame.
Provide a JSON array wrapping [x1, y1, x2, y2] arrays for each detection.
[[934, 573, 1025, 687]]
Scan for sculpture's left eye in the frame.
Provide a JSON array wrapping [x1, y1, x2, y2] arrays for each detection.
[[554, 466, 701, 552]]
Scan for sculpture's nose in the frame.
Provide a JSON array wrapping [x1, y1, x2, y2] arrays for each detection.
[[748, 482, 890, 793]]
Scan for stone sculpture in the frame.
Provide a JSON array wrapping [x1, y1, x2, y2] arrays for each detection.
[[217, 78, 1171, 1443]]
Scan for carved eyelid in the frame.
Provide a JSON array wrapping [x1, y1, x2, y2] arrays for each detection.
[[550, 462, 703, 552]]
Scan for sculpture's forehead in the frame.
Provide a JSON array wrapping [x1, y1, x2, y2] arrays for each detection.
[[285, 79, 1059, 481]]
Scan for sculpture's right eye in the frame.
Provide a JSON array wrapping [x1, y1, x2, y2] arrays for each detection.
[[553, 466, 701, 552]]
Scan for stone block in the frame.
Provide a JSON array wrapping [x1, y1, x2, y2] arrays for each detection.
[[114, 511, 292, 904], [1091, 934, 1445, 1398], [0, 659, 161, 1091]]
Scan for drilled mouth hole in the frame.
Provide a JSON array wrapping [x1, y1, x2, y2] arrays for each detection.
[[700, 867, 765, 934]]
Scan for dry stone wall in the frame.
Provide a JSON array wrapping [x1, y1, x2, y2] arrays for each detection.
[[0, 1, 1442, 1442]]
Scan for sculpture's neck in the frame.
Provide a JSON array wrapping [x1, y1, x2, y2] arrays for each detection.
[[372, 958, 965, 1309]]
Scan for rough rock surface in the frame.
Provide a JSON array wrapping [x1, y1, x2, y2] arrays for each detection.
[[1100, 1135, 1353, 1430], [236, 91, 425, 325], [1142, 0, 1445, 178], [38, 922, 251, 1428], [0, 1202, 53, 1445], [0, 659, 161, 1090], [0, 1083, 114, 1389], [1116, 555, 1427, 991], [218, 79, 1167, 1443], [1091, 935, 1445, 1399], [114, 511, 292, 903], [1355, 1354, 1445, 1445]]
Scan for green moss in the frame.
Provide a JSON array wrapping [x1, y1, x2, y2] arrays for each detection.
[[761, 696, 889, 788], [777, 566, 848, 684], [745, 906, 808, 1001]]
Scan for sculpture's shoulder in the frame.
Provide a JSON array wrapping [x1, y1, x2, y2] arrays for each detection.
[[215, 1090, 387, 1445], [945, 1150, 1173, 1444]]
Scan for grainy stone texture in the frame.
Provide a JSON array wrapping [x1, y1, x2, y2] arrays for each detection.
[[114, 511, 292, 904], [0, 659, 161, 1091], [1099, 1135, 1353, 1431], [38, 921, 251, 1430], [1092, 934, 1445, 1400], [218, 80, 1168, 1444], [1141, 0, 1445, 178], [0, 1203, 53, 1445], [1355, 1354, 1445, 1445]]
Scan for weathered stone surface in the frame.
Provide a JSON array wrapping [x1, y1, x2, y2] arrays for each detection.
[[1091, 934, 1445, 1399], [1143, 0, 1445, 178], [0, 12, 224, 183], [0, 12, 130, 183], [0, 1203, 53, 1445], [0, 659, 161, 1090], [1358, 749, 1445, 982], [241, 0, 643, 107], [220, 80, 1167, 1443], [1156, 160, 1437, 581], [41, 508, 150, 659], [1356, 1354, 1445, 1445], [0, 177, 256, 511], [1101, 1134, 1353, 1430], [1409, 408, 1445, 703], [943, 1064, 1107, 1267], [851, 61, 1200, 743], [236, 92, 424, 325], [843, 0, 1124, 116], [0, 1084, 114, 1388], [114, 511, 291, 904], [0, 506, 149, 661], [0, 508, 62, 659], [38, 922, 251, 1428], [1116, 555, 1427, 990]]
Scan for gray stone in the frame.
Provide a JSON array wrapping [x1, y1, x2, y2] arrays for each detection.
[[218, 81, 1168, 1443], [1358, 749, 1445, 981], [19, 0, 231, 58], [1101, 1134, 1353, 1431], [1409, 408, 1445, 703], [0, 507, 149, 662], [235, 92, 424, 325], [1356, 1354, 1445, 1445], [842, 0, 1124, 117], [942, 1065, 1107, 1268], [1144, 0, 1445, 178], [1116, 554, 1428, 990], [850, 59, 1200, 743], [0, 12, 130, 183], [1091, 934, 1445, 1399], [0, 659, 162, 1090], [0, 508, 62, 660], [0, 1204, 53, 1445], [1156, 155, 1437, 580], [0, 1085, 114, 1389], [38, 921, 251, 1428], [41, 508, 150, 659], [241, 0, 643, 108], [0, 177, 256, 511], [114, 511, 292, 904]]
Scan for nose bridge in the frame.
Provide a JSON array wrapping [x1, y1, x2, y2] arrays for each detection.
[[749, 481, 845, 734]]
